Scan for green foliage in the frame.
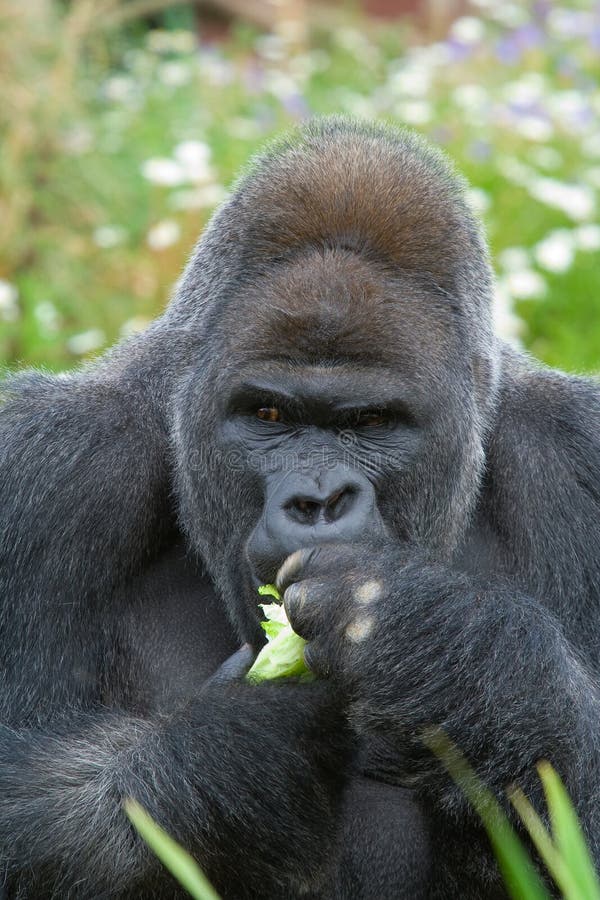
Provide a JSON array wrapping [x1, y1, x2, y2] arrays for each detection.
[[1, 1, 599, 372], [246, 585, 311, 683], [127, 735, 600, 900], [426, 730, 600, 900], [124, 799, 221, 900]]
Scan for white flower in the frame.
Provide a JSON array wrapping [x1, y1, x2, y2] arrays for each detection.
[[396, 100, 431, 125], [61, 125, 93, 155], [489, 3, 528, 26], [335, 27, 370, 53], [497, 157, 531, 186], [548, 91, 591, 128], [582, 133, 600, 158], [389, 65, 431, 97], [227, 117, 262, 140], [265, 71, 300, 100], [339, 91, 377, 118], [528, 178, 595, 222], [452, 84, 488, 113], [173, 141, 213, 183], [120, 316, 150, 338], [514, 117, 553, 143], [34, 301, 61, 334], [450, 16, 485, 44], [103, 75, 137, 103], [170, 184, 227, 210], [547, 8, 592, 38], [141, 158, 186, 187], [534, 230, 576, 273], [493, 283, 524, 343], [418, 42, 452, 67], [0, 279, 19, 321], [466, 187, 491, 214], [196, 55, 234, 87], [498, 247, 531, 273], [529, 147, 563, 171], [574, 224, 600, 251], [502, 75, 547, 107], [505, 270, 547, 299], [158, 61, 192, 87], [147, 219, 181, 250], [147, 29, 197, 55], [93, 225, 127, 248], [67, 329, 106, 355], [254, 33, 286, 62]]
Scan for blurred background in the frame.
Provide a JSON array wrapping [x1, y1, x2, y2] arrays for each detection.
[[1, 0, 599, 372]]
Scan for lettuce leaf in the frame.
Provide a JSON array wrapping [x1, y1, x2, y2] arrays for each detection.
[[246, 585, 312, 683]]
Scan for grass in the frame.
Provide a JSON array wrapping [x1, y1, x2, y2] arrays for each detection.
[[126, 735, 600, 900], [1, 1, 599, 373]]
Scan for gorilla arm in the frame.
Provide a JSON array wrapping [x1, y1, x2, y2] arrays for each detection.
[[282, 543, 600, 892], [0, 372, 349, 898], [0, 681, 349, 899], [279, 368, 600, 892]]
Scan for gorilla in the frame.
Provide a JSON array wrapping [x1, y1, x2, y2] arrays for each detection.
[[1, 116, 600, 899]]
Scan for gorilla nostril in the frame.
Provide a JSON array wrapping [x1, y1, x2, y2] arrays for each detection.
[[286, 497, 321, 526], [325, 486, 357, 523]]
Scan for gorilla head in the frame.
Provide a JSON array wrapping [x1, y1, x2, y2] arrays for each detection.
[[171, 118, 499, 642]]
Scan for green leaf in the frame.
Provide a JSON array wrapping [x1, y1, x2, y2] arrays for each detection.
[[247, 624, 311, 683], [257, 584, 281, 601], [510, 786, 580, 899], [247, 587, 312, 683], [538, 761, 600, 900], [423, 729, 550, 900], [124, 800, 221, 900]]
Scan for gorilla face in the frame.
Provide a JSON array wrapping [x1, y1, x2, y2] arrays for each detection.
[[175, 245, 486, 640]]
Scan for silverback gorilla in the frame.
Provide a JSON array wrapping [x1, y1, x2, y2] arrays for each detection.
[[2, 117, 600, 899]]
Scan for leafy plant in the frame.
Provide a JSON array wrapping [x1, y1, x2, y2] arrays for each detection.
[[124, 799, 221, 900], [425, 729, 600, 900]]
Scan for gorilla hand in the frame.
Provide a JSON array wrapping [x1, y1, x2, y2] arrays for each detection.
[[277, 543, 583, 797], [183, 661, 353, 896]]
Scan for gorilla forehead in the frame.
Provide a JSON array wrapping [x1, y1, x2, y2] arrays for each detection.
[[219, 248, 465, 374]]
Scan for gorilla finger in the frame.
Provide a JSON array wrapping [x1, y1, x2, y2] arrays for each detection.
[[207, 644, 256, 685], [304, 638, 337, 679], [283, 579, 333, 640], [275, 547, 323, 594]]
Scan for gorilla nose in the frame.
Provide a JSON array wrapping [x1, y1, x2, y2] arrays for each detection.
[[272, 470, 382, 551], [285, 486, 357, 526], [247, 467, 387, 582]]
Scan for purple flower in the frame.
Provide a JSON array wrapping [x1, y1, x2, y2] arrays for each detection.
[[444, 38, 473, 63], [468, 139, 492, 161], [281, 92, 311, 120], [495, 35, 522, 65]]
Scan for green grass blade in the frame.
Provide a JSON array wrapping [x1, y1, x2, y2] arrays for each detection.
[[423, 730, 550, 900], [537, 762, 600, 900], [124, 799, 221, 900], [510, 785, 582, 899]]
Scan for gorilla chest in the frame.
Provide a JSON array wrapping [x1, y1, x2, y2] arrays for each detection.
[[109, 543, 238, 714]]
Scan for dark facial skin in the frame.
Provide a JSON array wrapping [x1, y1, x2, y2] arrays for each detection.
[[214, 248, 467, 604], [225, 370, 415, 583]]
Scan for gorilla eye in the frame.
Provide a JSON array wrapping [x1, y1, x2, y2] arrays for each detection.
[[257, 407, 281, 422], [354, 410, 388, 428]]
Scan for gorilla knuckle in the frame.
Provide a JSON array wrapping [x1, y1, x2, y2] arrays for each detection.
[[353, 578, 384, 605], [344, 615, 375, 644]]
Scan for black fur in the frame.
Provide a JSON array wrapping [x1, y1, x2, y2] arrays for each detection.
[[1, 117, 600, 898]]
